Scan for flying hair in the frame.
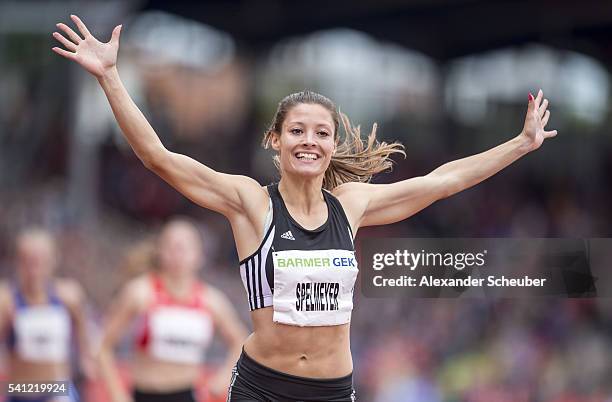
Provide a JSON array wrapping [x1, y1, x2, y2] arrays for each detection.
[[262, 90, 406, 191]]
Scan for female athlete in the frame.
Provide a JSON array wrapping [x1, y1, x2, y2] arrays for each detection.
[[0, 228, 93, 402], [52, 15, 557, 401], [98, 219, 247, 402]]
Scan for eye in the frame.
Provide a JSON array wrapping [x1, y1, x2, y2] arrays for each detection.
[[318, 131, 330, 137], [290, 128, 303, 135]]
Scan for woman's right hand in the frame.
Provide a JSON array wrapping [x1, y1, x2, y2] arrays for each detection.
[[52, 14, 121, 78]]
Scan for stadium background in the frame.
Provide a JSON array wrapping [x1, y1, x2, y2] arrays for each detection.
[[1, 0, 612, 401]]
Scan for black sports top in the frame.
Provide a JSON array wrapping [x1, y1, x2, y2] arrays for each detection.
[[239, 183, 355, 312]]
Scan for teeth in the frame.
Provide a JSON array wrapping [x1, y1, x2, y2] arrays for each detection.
[[296, 153, 317, 160]]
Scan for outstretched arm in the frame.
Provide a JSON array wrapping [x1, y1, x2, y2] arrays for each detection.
[[52, 15, 265, 218], [336, 90, 558, 229]]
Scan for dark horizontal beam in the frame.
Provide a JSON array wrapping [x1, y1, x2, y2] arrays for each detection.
[[141, 0, 612, 64]]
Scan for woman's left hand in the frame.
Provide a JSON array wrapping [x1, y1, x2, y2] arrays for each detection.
[[519, 89, 558, 152]]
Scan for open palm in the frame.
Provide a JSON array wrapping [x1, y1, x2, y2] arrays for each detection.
[[521, 89, 558, 151], [52, 15, 121, 78]]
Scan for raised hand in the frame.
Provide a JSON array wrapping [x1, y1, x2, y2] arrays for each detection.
[[52, 15, 122, 78], [520, 89, 558, 151]]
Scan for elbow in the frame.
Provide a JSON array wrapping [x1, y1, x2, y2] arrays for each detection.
[[232, 329, 249, 348], [234, 331, 248, 347], [439, 175, 463, 200], [439, 185, 455, 200], [141, 157, 156, 171], [95, 344, 108, 363], [96, 339, 115, 363], [141, 149, 168, 172], [428, 172, 457, 200], [231, 340, 244, 352]]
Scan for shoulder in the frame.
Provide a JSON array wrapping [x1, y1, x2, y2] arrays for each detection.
[[229, 178, 270, 219], [0, 280, 10, 298], [201, 284, 223, 306], [54, 278, 86, 309], [331, 182, 372, 226], [126, 274, 154, 298], [233, 176, 270, 206], [116, 274, 154, 311], [201, 284, 232, 315], [331, 181, 371, 200], [0, 281, 13, 312], [228, 183, 272, 242]]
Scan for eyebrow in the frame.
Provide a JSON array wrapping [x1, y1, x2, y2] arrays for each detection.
[[286, 121, 332, 129]]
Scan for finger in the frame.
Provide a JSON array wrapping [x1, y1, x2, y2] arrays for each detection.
[[535, 89, 543, 109], [538, 98, 549, 119], [56, 22, 83, 43], [70, 14, 91, 38], [52, 46, 76, 60], [110, 24, 122, 44], [52, 32, 77, 51], [544, 130, 558, 139], [542, 110, 550, 127], [528, 92, 536, 112]]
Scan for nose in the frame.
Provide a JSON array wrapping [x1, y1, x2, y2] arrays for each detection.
[[301, 130, 317, 146]]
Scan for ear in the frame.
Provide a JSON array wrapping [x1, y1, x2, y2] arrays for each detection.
[[270, 131, 281, 152]]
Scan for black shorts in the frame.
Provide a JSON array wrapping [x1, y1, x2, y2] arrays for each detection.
[[133, 388, 196, 402], [227, 349, 356, 402]]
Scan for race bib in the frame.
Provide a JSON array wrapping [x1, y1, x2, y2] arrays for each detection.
[[149, 306, 213, 365], [14, 305, 71, 363], [272, 249, 358, 326]]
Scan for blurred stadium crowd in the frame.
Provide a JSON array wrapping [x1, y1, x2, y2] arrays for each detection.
[[1, 2, 612, 401]]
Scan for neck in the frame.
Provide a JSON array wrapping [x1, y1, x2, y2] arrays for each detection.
[[278, 175, 325, 213], [17, 275, 48, 304], [158, 270, 195, 298]]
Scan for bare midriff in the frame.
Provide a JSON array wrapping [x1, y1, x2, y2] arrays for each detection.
[[131, 352, 200, 392], [9, 356, 70, 381], [243, 307, 352, 379]]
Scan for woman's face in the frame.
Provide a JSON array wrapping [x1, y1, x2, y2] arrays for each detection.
[[271, 103, 336, 179], [16, 234, 56, 285], [157, 222, 203, 276]]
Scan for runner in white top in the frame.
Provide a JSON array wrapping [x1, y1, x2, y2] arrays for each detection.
[[0, 228, 94, 402]]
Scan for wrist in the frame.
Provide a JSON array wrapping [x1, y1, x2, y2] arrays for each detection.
[[97, 66, 119, 85], [515, 131, 535, 155]]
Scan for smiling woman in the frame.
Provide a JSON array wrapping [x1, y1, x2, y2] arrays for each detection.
[[52, 13, 558, 402], [262, 91, 405, 190]]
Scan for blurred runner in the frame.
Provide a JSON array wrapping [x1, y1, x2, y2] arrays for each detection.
[[0, 228, 94, 402], [98, 219, 247, 402]]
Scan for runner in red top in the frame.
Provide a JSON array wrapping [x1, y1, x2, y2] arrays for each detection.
[[98, 219, 247, 402], [135, 274, 213, 365]]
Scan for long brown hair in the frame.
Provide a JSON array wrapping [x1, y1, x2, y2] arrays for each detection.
[[261, 90, 405, 191]]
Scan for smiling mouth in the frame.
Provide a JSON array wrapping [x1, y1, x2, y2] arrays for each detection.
[[295, 152, 319, 161]]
